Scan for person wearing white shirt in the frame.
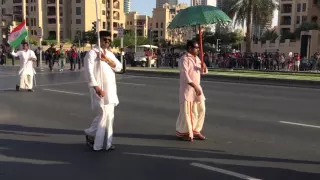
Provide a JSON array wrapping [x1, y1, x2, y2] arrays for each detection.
[[84, 31, 122, 152], [11, 42, 37, 92]]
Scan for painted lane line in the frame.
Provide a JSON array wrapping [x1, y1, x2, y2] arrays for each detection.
[[117, 82, 146, 86], [0, 88, 15, 91], [43, 89, 86, 96], [279, 121, 320, 129], [38, 81, 87, 87], [191, 163, 262, 180]]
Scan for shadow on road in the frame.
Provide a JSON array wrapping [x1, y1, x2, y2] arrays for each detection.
[[0, 125, 320, 180], [0, 138, 319, 180]]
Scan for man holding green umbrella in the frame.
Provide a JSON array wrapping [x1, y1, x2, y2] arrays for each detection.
[[176, 40, 208, 141]]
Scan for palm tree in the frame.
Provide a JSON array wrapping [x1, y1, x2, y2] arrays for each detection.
[[226, 0, 278, 52], [260, 28, 279, 42]]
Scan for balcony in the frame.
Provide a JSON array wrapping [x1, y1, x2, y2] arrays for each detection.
[[13, 0, 22, 3], [47, 0, 55, 4], [14, 15, 23, 23], [13, 6, 22, 15], [280, 16, 292, 25], [48, 18, 56, 24], [281, 4, 292, 13]]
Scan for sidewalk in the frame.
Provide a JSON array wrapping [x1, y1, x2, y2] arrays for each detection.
[[1, 63, 84, 71], [125, 67, 320, 88]]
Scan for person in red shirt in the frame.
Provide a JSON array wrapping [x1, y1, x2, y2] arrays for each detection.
[[69, 45, 77, 71]]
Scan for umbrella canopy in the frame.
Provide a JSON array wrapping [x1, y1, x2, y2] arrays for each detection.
[[138, 45, 158, 49], [168, 5, 232, 29]]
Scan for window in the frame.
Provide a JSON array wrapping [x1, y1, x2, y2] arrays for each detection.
[[76, 19, 81, 24], [102, 0, 105, 4], [127, 21, 129, 25], [76, 7, 81, 15], [103, 22, 106, 29], [160, 31, 163, 36], [76, 0, 81, 3], [156, 22, 158, 28], [161, 22, 163, 28], [302, 3, 306, 12], [297, 3, 301, 12], [102, 10, 106, 15], [302, 16, 307, 22], [296, 16, 300, 24]]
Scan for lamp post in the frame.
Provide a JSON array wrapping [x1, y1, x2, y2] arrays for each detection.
[[134, 19, 137, 53]]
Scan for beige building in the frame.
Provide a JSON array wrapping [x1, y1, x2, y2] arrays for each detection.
[[150, 3, 193, 45], [278, 0, 320, 34], [125, 12, 150, 37], [0, 0, 125, 44]]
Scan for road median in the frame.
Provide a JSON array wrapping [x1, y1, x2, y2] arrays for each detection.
[[126, 67, 320, 88]]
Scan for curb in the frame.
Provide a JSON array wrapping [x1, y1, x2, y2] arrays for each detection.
[[125, 70, 320, 89]]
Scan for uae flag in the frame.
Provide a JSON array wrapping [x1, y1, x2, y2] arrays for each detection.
[[8, 20, 28, 48]]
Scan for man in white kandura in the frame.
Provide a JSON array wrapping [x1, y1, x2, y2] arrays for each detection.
[[11, 42, 37, 92], [84, 31, 122, 152]]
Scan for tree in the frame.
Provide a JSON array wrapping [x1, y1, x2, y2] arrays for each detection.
[[227, 0, 278, 52], [112, 35, 149, 48], [83, 31, 97, 48], [82, 22, 98, 48], [260, 28, 279, 41], [194, 30, 243, 47], [294, 22, 320, 37]]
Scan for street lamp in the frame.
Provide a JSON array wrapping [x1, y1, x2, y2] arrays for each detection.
[[134, 19, 137, 53]]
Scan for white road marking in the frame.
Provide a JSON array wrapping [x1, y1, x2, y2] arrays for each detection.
[[0, 88, 15, 91], [191, 163, 262, 180], [117, 82, 146, 86], [279, 121, 320, 129], [37, 81, 87, 87], [124, 74, 320, 91], [43, 88, 86, 96], [0, 154, 69, 165]]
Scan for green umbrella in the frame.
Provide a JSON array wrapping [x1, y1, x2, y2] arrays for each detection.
[[168, 5, 231, 68], [168, 5, 231, 29]]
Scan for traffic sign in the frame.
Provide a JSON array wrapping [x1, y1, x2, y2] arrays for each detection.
[[36, 27, 43, 39], [117, 27, 124, 38]]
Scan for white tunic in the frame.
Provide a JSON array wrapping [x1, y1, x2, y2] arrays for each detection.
[[84, 46, 122, 109], [11, 50, 37, 75]]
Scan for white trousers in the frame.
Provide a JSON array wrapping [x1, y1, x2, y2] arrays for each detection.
[[19, 74, 34, 89], [85, 103, 115, 151]]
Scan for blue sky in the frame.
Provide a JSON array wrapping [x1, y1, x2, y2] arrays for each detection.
[[131, 0, 190, 16]]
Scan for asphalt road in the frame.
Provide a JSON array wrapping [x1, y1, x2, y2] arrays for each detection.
[[0, 67, 319, 180]]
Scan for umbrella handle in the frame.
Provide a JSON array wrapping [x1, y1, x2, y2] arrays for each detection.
[[198, 25, 204, 71]]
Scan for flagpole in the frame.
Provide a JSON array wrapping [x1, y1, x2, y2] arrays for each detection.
[[94, 0, 103, 91]]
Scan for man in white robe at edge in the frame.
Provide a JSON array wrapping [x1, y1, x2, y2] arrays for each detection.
[[84, 31, 122, 151], [11, 42, 37, 92]]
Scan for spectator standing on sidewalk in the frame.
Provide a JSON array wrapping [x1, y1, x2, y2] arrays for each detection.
[[69, 45, 77, 71], [56, 44, 67, 72], [46, 44, 56, 72], [35, 47, 41, 67]]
